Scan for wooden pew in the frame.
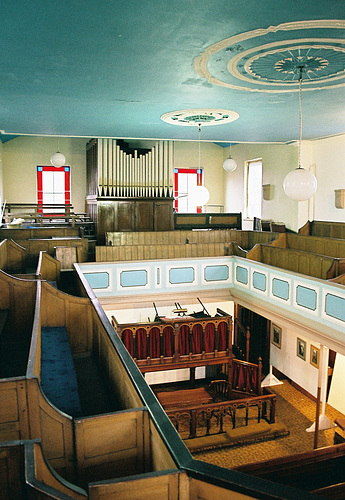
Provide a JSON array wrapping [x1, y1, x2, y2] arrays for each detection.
[[246, 243, 345, 280], [299, 220, 345, 239], [234, 442, 345, 498], [0, 271, 180, 488]]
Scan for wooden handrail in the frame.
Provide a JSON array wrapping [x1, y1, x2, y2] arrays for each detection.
[[166, 390, 276, 439]]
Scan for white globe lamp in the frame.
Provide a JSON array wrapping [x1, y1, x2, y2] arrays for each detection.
[[283, 168, 317, 201], [223, 157, 237, 172], [190, 185, 210, 207], [50, 152, 66, 168]]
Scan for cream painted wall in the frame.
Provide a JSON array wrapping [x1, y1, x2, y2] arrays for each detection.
[[3, 136, 88, 213], [224, 143, 299, 231], [174, 141, 225, 211]]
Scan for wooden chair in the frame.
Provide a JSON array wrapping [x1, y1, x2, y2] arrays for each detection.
[[209, 380, 230, 401]]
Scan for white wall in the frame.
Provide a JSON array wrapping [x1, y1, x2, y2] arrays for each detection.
[[3, 136, 88, 213], [223, 135, 345, 231], [224, 143, 299, 231], [174, 141, 225, 211], [313, 134, 345, 222], [270, 325, 319, 397]]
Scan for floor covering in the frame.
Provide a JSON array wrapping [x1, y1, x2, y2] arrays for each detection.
[[193, 380, 345, 470]]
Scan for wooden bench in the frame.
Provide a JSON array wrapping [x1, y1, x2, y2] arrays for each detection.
[[41, 326, 82, 417]]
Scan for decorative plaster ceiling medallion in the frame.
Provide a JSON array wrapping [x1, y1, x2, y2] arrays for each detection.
[[194, 20, 345, 92], [161, 109, 239, 126]]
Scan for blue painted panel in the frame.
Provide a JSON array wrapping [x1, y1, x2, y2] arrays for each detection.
[[272, 278, 289, 300], [120, 270, 147, 287], [236, 266, 248, 285], [204, 265, 229, 282], [84, 272, 109, 289], [253, 271, 266, 291], [325, 293, 345, 322], [169, 267, 195, 284], [296, 285, 317, 310]]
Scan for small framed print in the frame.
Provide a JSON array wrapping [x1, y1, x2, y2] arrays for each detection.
[[310, 345, 320, 368], [297, 338, 306, 361], [271, 324, 282, 349]]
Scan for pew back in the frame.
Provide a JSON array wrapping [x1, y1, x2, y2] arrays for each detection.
[[247, 244, 342, 280], [299, 220, 345, 239], [0, 239, 26, 274]]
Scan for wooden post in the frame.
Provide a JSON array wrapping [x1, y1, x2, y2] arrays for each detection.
[[190, 367, 196, 389], [314, 386, 321, 449], [173, 323, 179, 362], [233, 303, 238, 346], [246, 326, 250, 362], [258, 357, 262, 395]]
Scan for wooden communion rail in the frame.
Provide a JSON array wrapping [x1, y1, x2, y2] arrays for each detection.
[[166, 388, 276, 441]]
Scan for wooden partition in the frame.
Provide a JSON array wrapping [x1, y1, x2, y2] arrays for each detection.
[[106, 228, 234, 246], [25, 440, 87, 499], [174, 212, 241, 230], [0, 239, 26, 274], [286, 233, 345, 258], [246, 243, 344, 280], [75, 410, 150, 488], [299, 220, 345, 239], [229, 229, 279, 249], [97, 241, 232, 262], [0, 226, 81, 241], [36, 251, 61, 285]]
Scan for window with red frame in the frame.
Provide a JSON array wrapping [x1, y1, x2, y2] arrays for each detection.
[[174, 168, 203, 213], [37, 166, 70, 211]]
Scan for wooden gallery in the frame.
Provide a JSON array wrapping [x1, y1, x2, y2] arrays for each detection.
[[1, 134, 345, 499]]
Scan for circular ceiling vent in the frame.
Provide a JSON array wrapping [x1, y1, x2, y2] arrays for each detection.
[[194, 20, 345, 93], [161, 109, 239, 126]]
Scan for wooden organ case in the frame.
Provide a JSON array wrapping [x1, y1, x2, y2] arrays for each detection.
[[86, 138, 174, 243]]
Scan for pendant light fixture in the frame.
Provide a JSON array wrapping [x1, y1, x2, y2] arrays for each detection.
[[223, 142, 237, 172], [283, 68, 317, 201], [50, 137, 66, 168], [189, 124, 210, 208]]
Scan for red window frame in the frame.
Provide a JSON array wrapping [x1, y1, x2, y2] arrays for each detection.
[[174, 168, 202, 213], [37, 166, 70, 212]]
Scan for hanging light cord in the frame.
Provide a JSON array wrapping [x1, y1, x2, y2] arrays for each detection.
[[298, 67, 303, 169], [198, 123, 201, 169]]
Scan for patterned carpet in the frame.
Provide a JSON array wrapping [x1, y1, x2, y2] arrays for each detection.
[[193, 380, 345, 470]]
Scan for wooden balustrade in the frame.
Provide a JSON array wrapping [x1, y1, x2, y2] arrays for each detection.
[[112, 314, 233, 376], [166, 389, 276, 440]]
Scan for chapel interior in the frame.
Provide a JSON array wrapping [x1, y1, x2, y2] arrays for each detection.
[[1, 2, 345, 499]]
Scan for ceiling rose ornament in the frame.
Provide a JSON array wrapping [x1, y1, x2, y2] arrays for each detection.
[[194, 20, 345, 93], [161, 109, 239, 126]]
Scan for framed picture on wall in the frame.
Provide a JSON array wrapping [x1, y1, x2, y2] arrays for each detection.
[[310, 345, 320, 368], [297, 338, 306, 360], [271, 324, 282, 348]]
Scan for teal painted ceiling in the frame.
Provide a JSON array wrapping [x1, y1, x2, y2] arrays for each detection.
[[0, 1, 344, 143]]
